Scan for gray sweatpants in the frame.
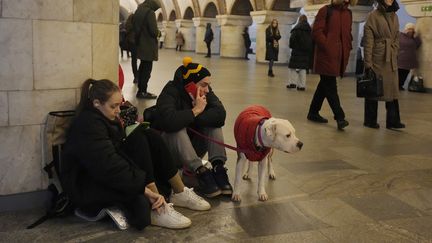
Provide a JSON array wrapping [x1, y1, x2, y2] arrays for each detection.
[[160, 127, 227, 172]]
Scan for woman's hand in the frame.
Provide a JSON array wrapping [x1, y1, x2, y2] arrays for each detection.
[[144, 188, 166, 214]]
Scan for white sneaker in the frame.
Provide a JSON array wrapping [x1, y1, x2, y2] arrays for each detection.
[[171, 187, 211, 211], [151, 203, 191, 229]]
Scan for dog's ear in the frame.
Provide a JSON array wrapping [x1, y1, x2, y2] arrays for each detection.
[[265, 119, 277, 141]]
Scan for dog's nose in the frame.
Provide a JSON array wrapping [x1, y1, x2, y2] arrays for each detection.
[[297, 141, 303, 149]]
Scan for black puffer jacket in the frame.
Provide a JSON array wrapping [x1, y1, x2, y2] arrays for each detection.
[[288, 21, 313, 69], [61, 108, 147, 207], [152, 73, 226, 133]]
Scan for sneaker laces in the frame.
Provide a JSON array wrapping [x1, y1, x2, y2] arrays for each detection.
[[184, 187, 204, 202], [164, 203, 184, 218]]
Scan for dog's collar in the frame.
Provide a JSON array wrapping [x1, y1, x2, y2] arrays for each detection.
[[257, 119, 267, 150]]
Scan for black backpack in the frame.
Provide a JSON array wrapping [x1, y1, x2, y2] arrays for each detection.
[[27, 111, 75, 229]]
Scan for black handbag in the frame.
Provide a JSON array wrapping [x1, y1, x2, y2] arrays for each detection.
[[356, 68, 384, 98]]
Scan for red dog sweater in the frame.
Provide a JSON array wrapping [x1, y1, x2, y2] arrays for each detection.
[[234, 105, 272, 161]]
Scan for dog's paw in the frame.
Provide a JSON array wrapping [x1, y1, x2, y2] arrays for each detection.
[[242, 173, 250, 180], [269, 173, 276, 180], [231, 194, 242, 202], [258, 193, 268, 201]]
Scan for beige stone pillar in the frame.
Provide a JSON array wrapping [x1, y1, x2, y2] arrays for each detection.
[[193, 17, 220, 55], [0, 0, 119, 196], [175, 19, 196, 51], [251, 10, 300, 64], [401, 0, 432, 89], [216, 15, 252, 58], [303, 4, 371, 73], [164, 21, 177, 49]]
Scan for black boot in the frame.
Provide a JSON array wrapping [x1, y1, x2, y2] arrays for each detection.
[[195, 166, 221, 198], [211, 161, 233, 195], [268, 70, 274, 77], [386, 100, 405, 129], [364, 99, 379, 128]]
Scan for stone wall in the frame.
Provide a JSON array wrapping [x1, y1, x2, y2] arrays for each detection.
[[0, 0, 119, 195]]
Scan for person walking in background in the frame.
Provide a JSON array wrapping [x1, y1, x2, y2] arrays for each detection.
[[119, 22, 130, 59], [265, 19, 281, 77], [133, 0, 160, 99], [204, 23, 214, 58], [125, 13, 138, 83], [159, 28, 166, 49], [363, 0, 405, 129], [287, 15, 313, 91], [176, 30, 184, 51], [307, 0, 356, 130], [242, 27, 252, 60], [398, 22, 421, 90]]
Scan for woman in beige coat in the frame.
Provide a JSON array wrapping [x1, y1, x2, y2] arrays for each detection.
[[363, 0, 405, 129]]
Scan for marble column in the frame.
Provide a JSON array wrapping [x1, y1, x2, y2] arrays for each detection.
[[251, 10, 300, 64], [303, 4, 372, 73], [175, 19, 196, 52], [193, 17, 220, 55], [401, 0, 432, 89], [0, 0, 119, 196], [216, 15, 252, 58], [164, 21, 177, 49]]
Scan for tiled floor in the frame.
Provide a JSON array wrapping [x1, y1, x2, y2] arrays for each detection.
[[1, 49, 431, 242]]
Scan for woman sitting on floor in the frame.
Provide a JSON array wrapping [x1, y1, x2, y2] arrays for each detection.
[[61, 78, 210, 230]]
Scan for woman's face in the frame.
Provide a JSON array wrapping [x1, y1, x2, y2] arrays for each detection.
[[93, 91, 122, 121], [384, 0, 394, 6], [272, 20, 278, 28]]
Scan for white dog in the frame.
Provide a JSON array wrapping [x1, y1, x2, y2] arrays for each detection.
[[232, 105, 302, 202]]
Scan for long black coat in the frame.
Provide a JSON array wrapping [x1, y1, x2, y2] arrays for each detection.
[[133, 0, 160, 61], [152, 75, 226, 133], [265, 26, 281, 61], [61, 109, 148, 208], [288, 21, 313, 69]]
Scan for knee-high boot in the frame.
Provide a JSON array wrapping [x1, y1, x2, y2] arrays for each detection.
[[386, 99, 405, 129], [364, 99, 379, 128]]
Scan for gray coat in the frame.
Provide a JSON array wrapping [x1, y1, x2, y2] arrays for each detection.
[[363, 8, 399, 101], [133, 0, 160, 61]]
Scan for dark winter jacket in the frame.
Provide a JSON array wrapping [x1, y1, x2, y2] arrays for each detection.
[[204, 24, 214, 44], [61, 108, 148, 207], [152, 75, 226, 133], [243, 30, 251, 48], [398, 32, 421, 70], [265, 26, 281, 61], [134, 0, 160, 61], [312, 4, 353, 77], [288, 21, 313, 69]]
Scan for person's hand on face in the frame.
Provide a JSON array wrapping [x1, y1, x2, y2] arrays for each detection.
[[193, 86, 207, 114]]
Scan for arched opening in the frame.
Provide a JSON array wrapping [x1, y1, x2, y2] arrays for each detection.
[[203, 2, 218, 18], [272, 0, 294, 11], [231, 0, 253, 16], [157, 13, 163, 22], [169, 10, 176, 21], [184, 7, 194, 20]]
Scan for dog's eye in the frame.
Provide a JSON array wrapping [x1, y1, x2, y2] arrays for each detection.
[[286, 134, 291, 138]]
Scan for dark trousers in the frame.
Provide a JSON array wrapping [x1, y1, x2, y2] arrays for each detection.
[[268, 59, 274, 71], [176, 45, 182, 51], [138, 61, 153, 93], [398, 68, 410, 89], [308, 75, 345, 121], [206, 42, 211, 57], [79, 127, 178, 230], [244, 47, 249, 59], [364, 99, 402, 126], [130, 48, 138, 80]]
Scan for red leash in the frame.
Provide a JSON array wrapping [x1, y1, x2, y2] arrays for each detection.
[[187, 127, 251, 154]]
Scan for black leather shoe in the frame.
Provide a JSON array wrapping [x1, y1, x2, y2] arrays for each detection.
[[196, 167, 221, 198], [386, 122, 406, 129], [337, 120, 349, 130], [212, 165, 233, 195], [364, 122, 380, 129], [297, 87, 305, 91], [307, 114, 328, 123]]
